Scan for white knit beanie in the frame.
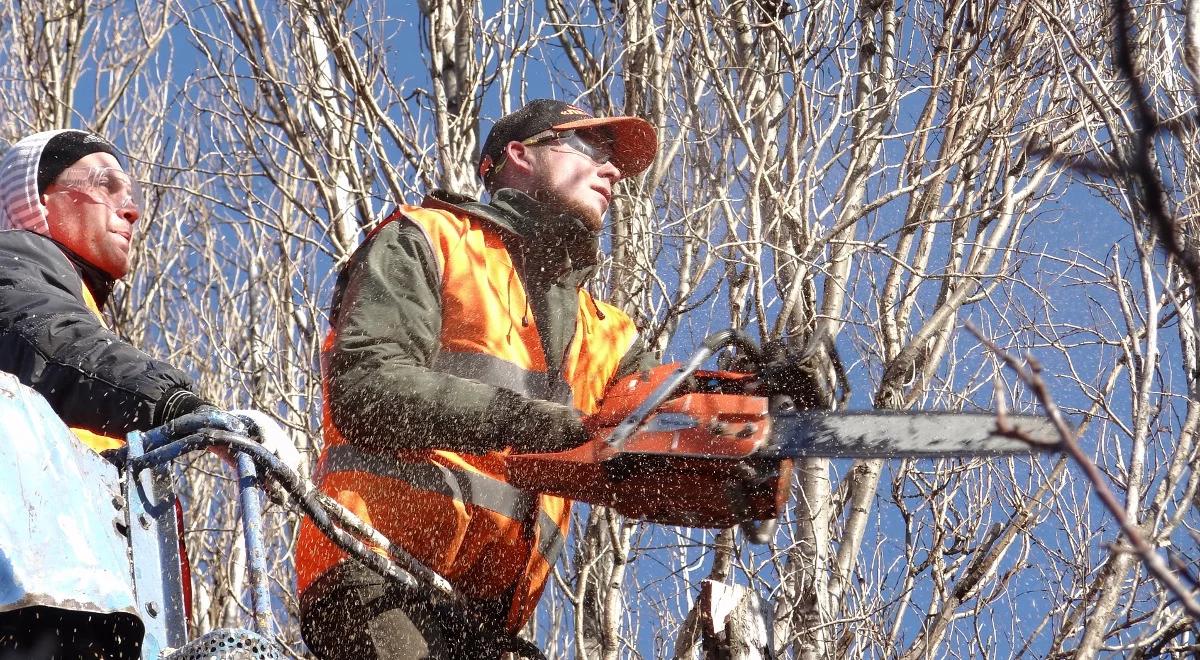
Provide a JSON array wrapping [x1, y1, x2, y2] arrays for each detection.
[[0, 130, 74, 234]]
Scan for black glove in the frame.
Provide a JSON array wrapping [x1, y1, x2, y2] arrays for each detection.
[[151, 387, 213, 427], [758, 357, 835, 410], [158, 404, 247, 440], [489, 389, 590, 454]]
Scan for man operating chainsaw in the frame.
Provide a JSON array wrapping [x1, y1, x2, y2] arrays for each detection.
[[296, 100, 660, 659]]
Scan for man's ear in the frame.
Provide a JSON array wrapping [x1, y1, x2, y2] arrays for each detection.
[[31, 194, 53, 236], [503, 141, 535, 176]]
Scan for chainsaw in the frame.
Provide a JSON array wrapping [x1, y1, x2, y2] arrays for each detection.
[[508, 330, 1059, 537]]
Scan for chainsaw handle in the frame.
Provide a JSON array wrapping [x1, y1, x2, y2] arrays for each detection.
[[605, 330, 762, 451]]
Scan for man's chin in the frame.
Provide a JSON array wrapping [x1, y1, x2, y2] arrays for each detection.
[[573, 198, 606, 231], [580, 210, 604, 232], [100, 254, 132, 279], [546, 194, 604, 231]]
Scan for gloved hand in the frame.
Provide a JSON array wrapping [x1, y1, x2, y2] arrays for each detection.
[[755, 341, 840, 411], [231, 409, 304, 474], [492, 390, 590, 454], [159, 404, 247, 439]]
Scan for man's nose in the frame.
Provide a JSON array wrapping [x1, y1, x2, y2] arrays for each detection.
[[598, 160, 622, 182]]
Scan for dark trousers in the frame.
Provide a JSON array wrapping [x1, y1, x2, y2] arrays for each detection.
[[0, 606, 142, 659], [300, 561, 514, 660]]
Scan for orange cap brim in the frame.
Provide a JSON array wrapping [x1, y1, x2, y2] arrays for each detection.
[[552, 116, 658, 177]]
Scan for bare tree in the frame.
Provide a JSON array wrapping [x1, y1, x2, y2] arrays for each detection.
[[4, 0, 1200, 657]]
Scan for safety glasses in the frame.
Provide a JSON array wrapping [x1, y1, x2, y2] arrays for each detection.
[[48, 166, 142, 214], [522, 128, 616, 166], [487, 128, 618, 181]]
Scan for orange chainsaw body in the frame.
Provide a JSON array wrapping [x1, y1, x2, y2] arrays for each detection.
[[508, 363, 794, 528]]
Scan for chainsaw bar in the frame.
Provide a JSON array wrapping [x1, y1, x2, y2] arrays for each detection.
[[764, 411, 1059, 459]]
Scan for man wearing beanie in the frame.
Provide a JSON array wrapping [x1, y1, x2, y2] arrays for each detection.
[[0, 129, 300, 657], [296, 100, 659, 658], [0, 130, 214, 450]]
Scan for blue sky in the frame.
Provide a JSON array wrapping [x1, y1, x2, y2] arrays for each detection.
[[37, 0, 1186, 655]]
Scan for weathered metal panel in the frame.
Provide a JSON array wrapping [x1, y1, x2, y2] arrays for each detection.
[[124, 429, 188, 656], [0, 372, 137, 618]]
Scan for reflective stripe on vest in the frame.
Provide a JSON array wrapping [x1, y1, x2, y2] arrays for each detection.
[[536, 510, 565, 569], [318, 444, 565, 562], [434, 350, 573, 405]]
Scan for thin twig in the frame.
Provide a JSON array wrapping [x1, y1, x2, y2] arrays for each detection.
[[966, 320, 1200, 623], [1110, 0, 1200, 293]]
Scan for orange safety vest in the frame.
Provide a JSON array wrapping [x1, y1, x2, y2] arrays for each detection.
[[71, 281, 126, 452], [296, 203, 639, 630]]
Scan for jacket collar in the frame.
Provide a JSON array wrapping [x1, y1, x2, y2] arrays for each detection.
[[423, 189, 599, 284], [54, 239, 115, 307]]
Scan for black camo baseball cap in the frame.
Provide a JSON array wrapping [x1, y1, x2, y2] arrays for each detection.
[[478, 99, 658, 182]]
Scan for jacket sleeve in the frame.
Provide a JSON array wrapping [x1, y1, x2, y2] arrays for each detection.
[[0, 232, 206, 434], [613, 332, 658, 381], [326, 220, 566, 454]]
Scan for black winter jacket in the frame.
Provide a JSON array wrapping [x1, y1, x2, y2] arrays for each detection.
[[0, 230, 207, 435]]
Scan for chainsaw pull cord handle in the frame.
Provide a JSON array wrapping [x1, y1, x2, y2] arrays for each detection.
[[604, 329, 763, 452]]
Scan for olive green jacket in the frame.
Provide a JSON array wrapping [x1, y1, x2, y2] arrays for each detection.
[[325, 189, 655, 453]]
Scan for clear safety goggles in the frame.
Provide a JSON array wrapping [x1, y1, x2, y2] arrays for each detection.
[[522, 128, 616, 166], [49, 166, 142, 214]]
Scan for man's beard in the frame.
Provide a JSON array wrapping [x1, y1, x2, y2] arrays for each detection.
[[533, 188, 604, 232]]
